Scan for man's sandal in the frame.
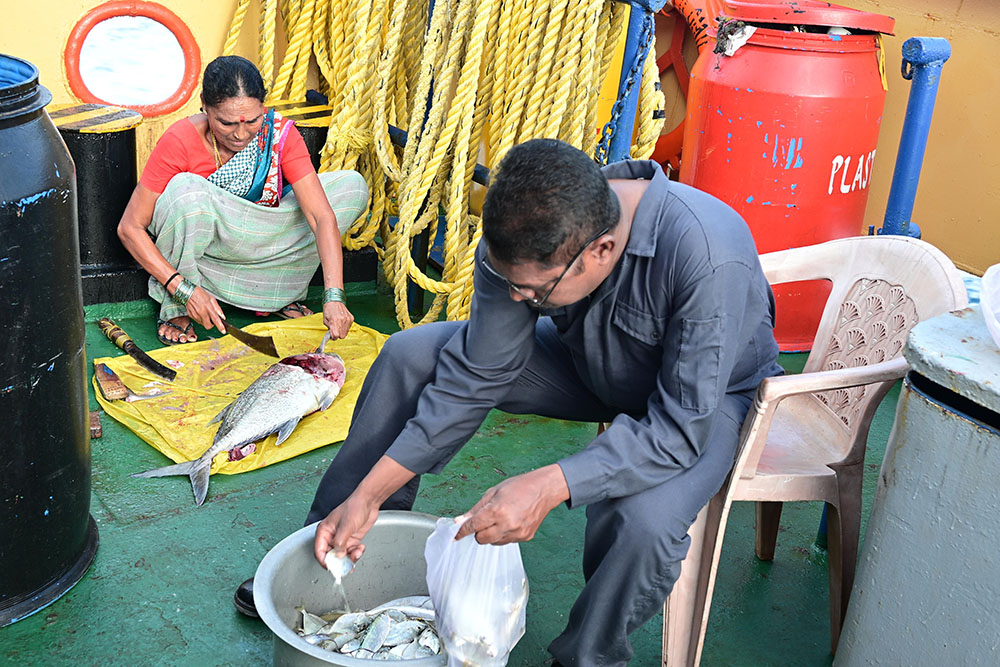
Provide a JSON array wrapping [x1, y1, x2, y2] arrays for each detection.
[[156, 318, 195, 346], [233, 577, 259, 618]]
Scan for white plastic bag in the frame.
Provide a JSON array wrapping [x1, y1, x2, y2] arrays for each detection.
[[424, 516, 529, 666]]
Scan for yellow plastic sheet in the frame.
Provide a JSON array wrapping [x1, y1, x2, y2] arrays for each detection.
[[93, 314, 387, 475]]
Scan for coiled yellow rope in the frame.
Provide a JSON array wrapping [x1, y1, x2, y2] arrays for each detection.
[[258, 0, 278, 88], [221, 0, 250, 57], [222, 0, 661, 329], [632, 44, 667, 160]]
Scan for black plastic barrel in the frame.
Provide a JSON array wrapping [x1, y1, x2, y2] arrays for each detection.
[[0, 54, 98, 627], [49, 103, 145, 305]]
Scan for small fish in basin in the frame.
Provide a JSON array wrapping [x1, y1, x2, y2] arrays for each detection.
[[296, 595, 442, 659]]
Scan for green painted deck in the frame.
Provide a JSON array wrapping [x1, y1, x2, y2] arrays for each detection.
[[0, 282, 899, 666]]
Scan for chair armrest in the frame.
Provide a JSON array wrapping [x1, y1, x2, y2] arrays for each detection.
[[758, 356, 910, 403], [733, 356, 909, 481]]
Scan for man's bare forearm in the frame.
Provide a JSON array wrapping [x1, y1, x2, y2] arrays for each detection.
[[353, 455, 416, 506]]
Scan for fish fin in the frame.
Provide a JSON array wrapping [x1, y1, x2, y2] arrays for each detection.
[[208, 402, 234, 426], [131, 460, 199, 479], [318, 387, 340, 412], [132, 458, 213, 506], [275, 417, 301, 445], [190, 461, 211, 506]]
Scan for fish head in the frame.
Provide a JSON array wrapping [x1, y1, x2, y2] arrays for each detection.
[[279, 352, 347, 388]]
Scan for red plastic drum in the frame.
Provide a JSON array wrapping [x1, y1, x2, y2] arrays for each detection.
[[679, 1, 894, 351]]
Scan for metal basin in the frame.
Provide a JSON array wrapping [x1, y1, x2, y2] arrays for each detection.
[[255, 510, 447, 666]]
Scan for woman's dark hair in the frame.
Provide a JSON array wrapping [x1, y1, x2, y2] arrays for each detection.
[[482, 138, 620, 266], [201, 56, 266, 107]]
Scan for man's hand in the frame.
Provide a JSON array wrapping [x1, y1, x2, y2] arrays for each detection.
[[313, 456, 416, 566], [185, 286, 226, 333], [314, 492, 380, 566], [323, 300, 354, 340], [455, 464, 571, 545]]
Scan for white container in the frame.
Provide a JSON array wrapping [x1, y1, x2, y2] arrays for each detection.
[[255, 511, 447, 667], [982, 263, 1000, 349]]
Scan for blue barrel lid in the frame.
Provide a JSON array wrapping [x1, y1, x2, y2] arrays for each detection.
[[904, 305, 1000, 415], [0, 53, 52, 120], [723, 1, 896, 35]]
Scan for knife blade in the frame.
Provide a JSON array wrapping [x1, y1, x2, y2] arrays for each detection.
[[224, 321, 279, 357], [97, 318, 178, 382]]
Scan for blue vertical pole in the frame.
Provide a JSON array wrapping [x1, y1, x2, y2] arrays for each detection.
[[880, 37, 951, 238], [606, 1, 663, 163]]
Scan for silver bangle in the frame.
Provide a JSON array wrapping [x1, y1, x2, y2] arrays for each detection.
[[323, 287, 346, 305], [172, 278, 196, 305]]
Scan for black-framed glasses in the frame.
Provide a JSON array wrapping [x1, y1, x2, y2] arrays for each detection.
[[482, 226, 610, 306]]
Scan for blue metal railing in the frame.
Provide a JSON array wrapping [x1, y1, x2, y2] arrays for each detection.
[[599, 1, 666, 164], [878, 37, 952, 238]]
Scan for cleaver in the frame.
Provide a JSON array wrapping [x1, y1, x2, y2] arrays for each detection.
[[224, 321, 279, 357], [94, 363, 171, 402], [98, 318, 177, 381]]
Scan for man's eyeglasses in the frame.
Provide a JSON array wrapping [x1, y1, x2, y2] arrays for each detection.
[[482, 226, 610, 307]]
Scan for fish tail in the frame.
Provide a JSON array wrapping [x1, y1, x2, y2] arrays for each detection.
[[131, 458, 213, 506]]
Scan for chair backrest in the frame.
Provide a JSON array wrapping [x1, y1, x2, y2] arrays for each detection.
[[760, 236, 968, 432]]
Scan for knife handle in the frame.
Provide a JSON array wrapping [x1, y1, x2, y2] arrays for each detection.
[[94, 362, 129, 401], [98, 317, 134, 352]]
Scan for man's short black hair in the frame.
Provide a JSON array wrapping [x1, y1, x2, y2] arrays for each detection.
[[482, 138, 620, 266], [201, 56, 266, 108]]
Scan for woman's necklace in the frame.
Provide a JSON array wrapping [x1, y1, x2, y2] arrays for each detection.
[[211, 131, 222, 168]]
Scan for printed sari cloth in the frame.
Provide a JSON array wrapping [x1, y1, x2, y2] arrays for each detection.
[[206, 108, 292, 207], [148, 171, 369, 323]]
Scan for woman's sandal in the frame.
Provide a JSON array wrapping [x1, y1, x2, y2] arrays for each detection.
[[274, 302, 313, 319], [156, 318, 196, 346]]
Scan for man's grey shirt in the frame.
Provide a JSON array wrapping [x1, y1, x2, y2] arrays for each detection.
[[385, 160, 782, 508]]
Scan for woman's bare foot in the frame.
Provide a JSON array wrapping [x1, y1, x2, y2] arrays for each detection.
[[157, 316, 197, 345]]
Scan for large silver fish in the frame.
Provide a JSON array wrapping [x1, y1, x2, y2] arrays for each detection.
[[132, 333, 346, 505]]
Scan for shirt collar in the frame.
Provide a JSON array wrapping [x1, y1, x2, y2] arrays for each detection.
[[600, 159, 669, 259]]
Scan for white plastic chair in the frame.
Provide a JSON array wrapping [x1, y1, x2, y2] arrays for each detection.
[[661, 236, 969, 665]]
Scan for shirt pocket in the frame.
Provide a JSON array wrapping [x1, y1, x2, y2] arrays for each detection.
[[677, 317, 722, 411], [612, 299, 666, 346]]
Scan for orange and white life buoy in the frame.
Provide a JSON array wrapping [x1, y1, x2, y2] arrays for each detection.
[[650, 0, 724, 171]]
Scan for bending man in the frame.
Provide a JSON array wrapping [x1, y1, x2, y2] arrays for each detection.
[[263, 139, 781, 665]]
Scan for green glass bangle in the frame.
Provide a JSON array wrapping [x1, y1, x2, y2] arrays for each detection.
[[172, 278, 196, 306], [323, 287, 347, 305]]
